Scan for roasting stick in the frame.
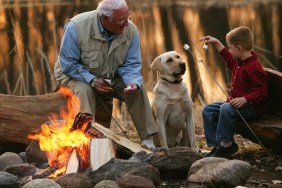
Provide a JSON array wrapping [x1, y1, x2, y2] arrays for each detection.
[[183, 42, 271, 156], [91, 122, 152, 154]]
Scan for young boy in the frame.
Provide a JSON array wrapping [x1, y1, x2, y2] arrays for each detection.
[[200, 26, 268, 158]]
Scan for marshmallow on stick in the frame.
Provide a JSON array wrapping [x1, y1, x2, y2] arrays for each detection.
[[203, 43, 208, 50], [183, 44, 190, 50], [124, 85, 132, 91]]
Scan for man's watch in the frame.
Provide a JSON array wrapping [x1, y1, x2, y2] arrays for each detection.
[[90, 78, 96, 89]]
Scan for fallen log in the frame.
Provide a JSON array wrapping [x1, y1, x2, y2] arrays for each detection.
[[0, 92, 69, 145], [0, 88, 112, 145]]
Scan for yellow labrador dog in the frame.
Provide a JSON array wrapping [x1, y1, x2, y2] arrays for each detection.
[[151, 51, 197, 151]]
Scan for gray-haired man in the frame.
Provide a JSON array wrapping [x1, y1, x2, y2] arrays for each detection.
[[54, 0, 158, 148]]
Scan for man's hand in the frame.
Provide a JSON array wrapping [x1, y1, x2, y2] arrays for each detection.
[[229, 97, 247, 109], [124, 83, 138, 95], [90, 78, 112, 94]]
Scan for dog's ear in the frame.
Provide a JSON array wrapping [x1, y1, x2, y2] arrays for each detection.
[[151, 56, 163, 73]]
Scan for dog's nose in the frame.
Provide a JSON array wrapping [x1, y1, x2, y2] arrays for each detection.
[[179, 62, 186, 71]]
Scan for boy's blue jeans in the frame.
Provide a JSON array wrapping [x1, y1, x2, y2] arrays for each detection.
[[202, 102, 258, 147]]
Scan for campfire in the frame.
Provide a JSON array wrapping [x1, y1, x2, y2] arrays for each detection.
[[27, 88, 151, 179], [27, 88, 97, 178]]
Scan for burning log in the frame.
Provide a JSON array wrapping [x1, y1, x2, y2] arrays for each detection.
[[70, 112, 93, 133], [65, 149, 79, 174], [28, 110, 95, 178], [28, 110, 152, 179], [32, 162, 61, 179], [69, 112, 152, 155], [31, 145, 89, 179], [70, 112, 151, 170]]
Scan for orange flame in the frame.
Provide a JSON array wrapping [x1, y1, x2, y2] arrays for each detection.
[[28, 87, 92, 178]]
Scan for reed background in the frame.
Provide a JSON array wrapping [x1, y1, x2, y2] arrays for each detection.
[[0, 0, 281, 108]]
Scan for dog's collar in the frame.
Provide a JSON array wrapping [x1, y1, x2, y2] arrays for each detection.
[[160, 77, 183, 84]]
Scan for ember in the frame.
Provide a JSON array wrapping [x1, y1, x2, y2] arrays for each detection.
[[28, 88, 94, 178]]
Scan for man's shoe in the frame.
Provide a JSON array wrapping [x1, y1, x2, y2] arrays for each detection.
[[211, 142, 239, 159], [204, 147, 218, 157], [141, 135, 155, 149]]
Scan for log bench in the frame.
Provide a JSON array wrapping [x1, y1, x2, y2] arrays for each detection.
[[236, 68, 282, 154]]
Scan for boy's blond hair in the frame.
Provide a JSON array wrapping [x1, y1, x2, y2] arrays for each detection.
[[226, 26, 253, 51]]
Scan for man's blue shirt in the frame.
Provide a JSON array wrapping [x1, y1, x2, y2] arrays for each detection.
[[59, 19, 143, 86]]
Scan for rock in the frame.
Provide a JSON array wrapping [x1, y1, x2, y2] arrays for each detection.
[[0, 171, 19, 188], [3, 164, 36, 177], [188, 157, 227, 176], [187, 158, 251, 187], [0, 152, 24, 170], [94, 180, 119, 188], [87, 158, 161, 186], [116, 174, 155, 188], [55, 173, 93, 188], [25, 140, 48, 168], [18, 152, 26, 162], [22, 178, 61, 188], [130, 147, 202, 180]]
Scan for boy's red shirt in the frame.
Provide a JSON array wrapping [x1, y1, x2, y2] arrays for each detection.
[[219, 47, 268, 115]]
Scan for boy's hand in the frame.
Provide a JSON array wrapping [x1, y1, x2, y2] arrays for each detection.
[[200, 36, 224, 52], [229, 97, 247, 109], [200, 36, 219, 44]]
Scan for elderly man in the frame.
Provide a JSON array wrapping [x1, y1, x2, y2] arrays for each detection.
[[54, 0, 158, 148]]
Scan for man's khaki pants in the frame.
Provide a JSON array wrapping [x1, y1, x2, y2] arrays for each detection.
[[57, 75, 158, 140]]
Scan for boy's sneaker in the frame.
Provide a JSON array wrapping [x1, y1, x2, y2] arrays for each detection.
[[204, 147, 218, 157], [211, 142, 239, 159]]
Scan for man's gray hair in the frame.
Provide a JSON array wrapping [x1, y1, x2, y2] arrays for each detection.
[[97, 0, 128, 17]]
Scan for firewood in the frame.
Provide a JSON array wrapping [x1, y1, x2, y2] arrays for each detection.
[[65, 149, 79, 174], [32, 162, 60, 179], [91, 122, 152, 154], [90, 138, 115, 170]]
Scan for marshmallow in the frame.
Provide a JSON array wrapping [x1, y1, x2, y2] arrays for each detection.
[[125, 85, 132, 91], [183, 44, 190, 50]]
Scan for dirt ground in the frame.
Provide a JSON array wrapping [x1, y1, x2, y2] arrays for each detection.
[[157, 135, 282, 188], [112, 105, 282, 187], [193, 106, 282, 188]]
